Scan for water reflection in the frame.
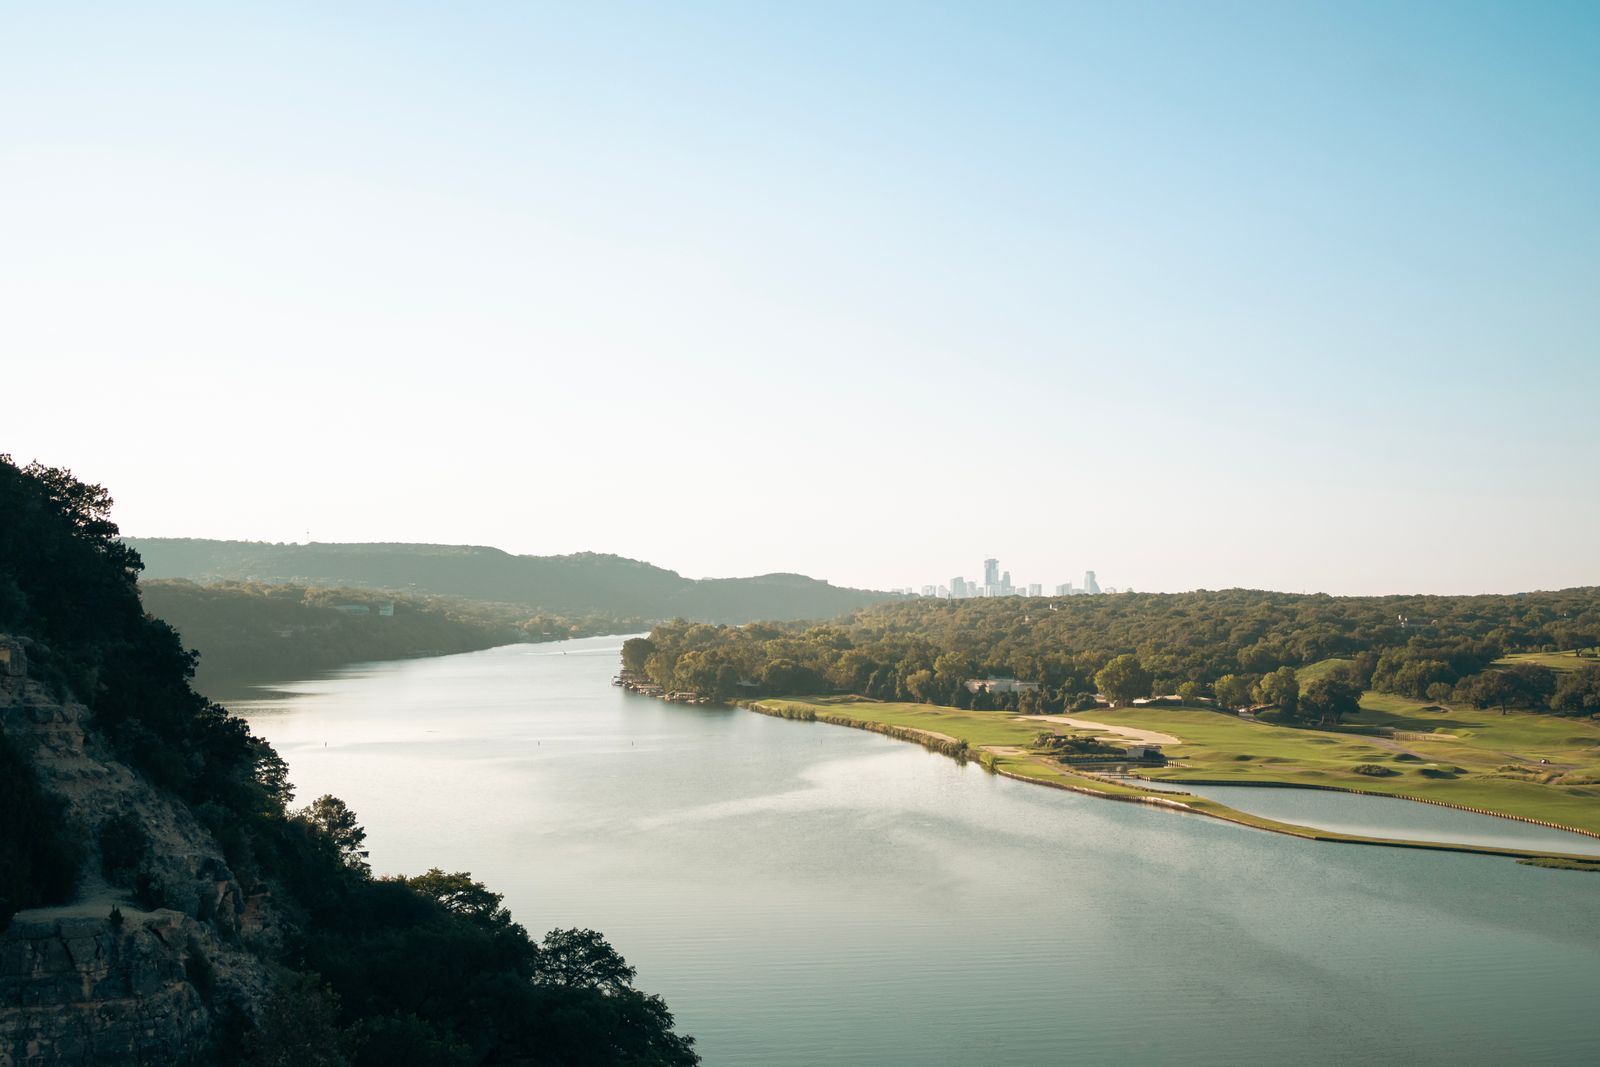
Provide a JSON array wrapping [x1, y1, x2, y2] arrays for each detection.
[[234, 639, 1600, 1066]]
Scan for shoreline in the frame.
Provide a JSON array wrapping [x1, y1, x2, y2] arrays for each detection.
[[728, 696, 1600, 866], [1113, 772, 1600, 839]]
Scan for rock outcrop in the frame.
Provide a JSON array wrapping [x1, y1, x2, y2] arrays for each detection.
[[2, 911, 214, 1067], [0, 637, 269, 1065]]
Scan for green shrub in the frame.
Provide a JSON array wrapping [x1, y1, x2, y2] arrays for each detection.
[[99, 812, 151, 885], [1351, 764, 1398, 777], [185, 935, 216, 1002], [0, 730, 83, 926]]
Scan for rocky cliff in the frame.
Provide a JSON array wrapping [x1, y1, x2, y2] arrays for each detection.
[[0, 637, 269, 1065]]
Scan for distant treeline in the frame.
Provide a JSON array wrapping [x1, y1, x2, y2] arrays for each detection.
[[127, 538, 891, 623], [623, 588, 1600, 718], [141, 580, 645, 688]]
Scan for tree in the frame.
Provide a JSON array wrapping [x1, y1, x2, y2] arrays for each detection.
[[932, 651, 975, 688], [533, 928, 637, 994], [621, 638, 655, 673], [1255, 667, 1299, 718], [1300, 678, 1361, 725], [1549, 667, 1600, 715], [245, 971, 351, 1067], [402, 869, 514, 927], [760, 658, 823, 695], [298, 795, 370, 872], [1453, 670, 1519, 715], [1176, 681, 1206, 703], [904, 669, 937, 703], [1213, 674, 1253, 710], [1094, 654, 1153, 707]]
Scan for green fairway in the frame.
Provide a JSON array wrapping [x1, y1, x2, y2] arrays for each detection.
[[1294, 657, 1353, 683], [1065, 697, 1600, 835], [1494, 650, 1600, 674], [749, 694, 1600, 844]]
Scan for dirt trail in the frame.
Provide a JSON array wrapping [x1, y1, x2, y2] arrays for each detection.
[[1022, 715, 1184, 746]]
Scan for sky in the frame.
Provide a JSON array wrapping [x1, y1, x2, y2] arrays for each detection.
[[3, 1, 1597, 596]]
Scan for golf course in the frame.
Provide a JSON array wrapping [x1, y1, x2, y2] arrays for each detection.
[[747, 688, 1600, 863]]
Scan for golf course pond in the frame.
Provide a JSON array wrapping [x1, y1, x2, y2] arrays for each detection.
[[1114, 777, 1600, 854]]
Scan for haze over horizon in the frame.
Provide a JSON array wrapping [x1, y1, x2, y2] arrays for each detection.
[[5, 2, 1597, 597]]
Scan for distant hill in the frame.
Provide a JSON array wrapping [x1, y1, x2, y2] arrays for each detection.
[[138, 581, 522, 690], [124, 539, 892, 623]]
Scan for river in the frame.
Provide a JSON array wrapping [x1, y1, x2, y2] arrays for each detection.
[[227, 638, 1600, 1066]]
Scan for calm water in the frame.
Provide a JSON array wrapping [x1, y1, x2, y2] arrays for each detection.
[[229, 639, 1600, 1066], [1125, 781, 1600, 855]]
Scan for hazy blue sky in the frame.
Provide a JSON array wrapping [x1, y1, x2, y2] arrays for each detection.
[[4, 2, 1597, 595]]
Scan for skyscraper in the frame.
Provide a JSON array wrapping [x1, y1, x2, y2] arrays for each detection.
[[983, 558, 999, 587], [1084, 570, 1100, 595]]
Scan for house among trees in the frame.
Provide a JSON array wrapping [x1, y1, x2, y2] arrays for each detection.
[[964, 677, 1041, 695]]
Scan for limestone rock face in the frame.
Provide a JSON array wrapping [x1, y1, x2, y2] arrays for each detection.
[[0, 637, 272, 1063], [1, 912, 213, 1067]]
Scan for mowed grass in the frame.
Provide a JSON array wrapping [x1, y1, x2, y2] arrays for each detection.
[[754, 696, 1042, 747], [1295, 657, 1353, 683], [1067, 698, 1600, 835], [1495, 650, 1600, 674], [754, 693, 1600, 836]]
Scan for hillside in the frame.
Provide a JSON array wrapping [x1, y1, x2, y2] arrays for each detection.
[[2, 458, 699, 1064], [138, 581, 530, 691], [138, 581, 654, 691], [127, 539, 890, 623]]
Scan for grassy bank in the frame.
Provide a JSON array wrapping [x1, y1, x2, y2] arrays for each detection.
[[1493, 650, 1600, 673], [746, 694, 1600, 861]]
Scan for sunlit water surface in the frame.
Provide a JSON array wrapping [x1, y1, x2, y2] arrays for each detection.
[[1124, 780, 1600, 854], [228, 639, 1600, 1066]]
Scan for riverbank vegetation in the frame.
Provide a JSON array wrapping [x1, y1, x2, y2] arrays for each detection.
[[627, 589, 1600, 718], [621, 590, 1600, 844], [1, 456, 698, 1064], [141, 579, 643, 691]]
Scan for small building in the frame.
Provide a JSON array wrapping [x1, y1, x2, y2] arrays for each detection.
[[378, 601, 395, 617], [1124, 743, 1163, 761], [964, 677, 1041, 695]]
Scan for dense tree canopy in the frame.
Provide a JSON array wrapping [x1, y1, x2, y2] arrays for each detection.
[[140, 579, 638, 689], [1094, 655, 1154, 707], [627, 587, 1600, 718]]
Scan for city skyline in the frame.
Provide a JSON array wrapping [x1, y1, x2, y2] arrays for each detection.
[[894, 559, 1122, 599]]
